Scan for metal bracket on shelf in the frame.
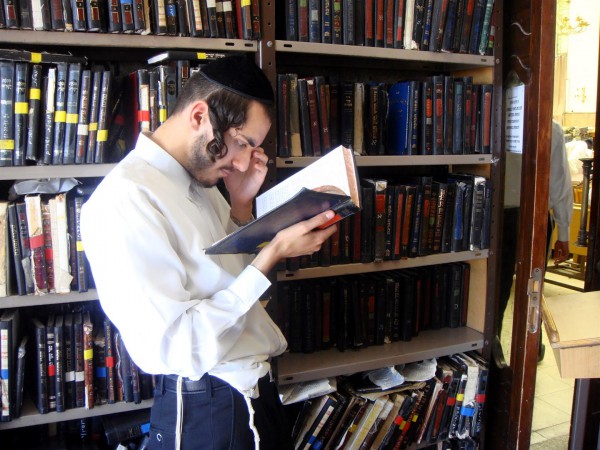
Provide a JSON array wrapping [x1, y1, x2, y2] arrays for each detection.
[[527, 268, 543, 333]]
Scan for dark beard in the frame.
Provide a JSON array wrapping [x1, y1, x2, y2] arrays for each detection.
[[187, 133, 220, 188]]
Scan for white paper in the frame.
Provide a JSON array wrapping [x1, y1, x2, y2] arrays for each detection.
[[505, 84, 525, 154]]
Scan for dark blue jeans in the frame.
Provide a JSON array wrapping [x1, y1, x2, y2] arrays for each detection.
[[148, 374, 293, 450]]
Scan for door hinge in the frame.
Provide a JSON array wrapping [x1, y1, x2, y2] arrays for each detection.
[[527, 268, 543, 333]]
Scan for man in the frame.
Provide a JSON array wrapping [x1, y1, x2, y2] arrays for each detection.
[[81, 55, 337, 450], [498, 119, 573, 360]]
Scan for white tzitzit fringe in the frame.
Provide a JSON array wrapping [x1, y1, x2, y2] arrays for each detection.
[[243, 394, 260, 450], [175, 376, 183, 450]]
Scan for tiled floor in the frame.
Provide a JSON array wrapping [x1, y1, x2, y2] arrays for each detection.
[[499, 264, 583, 449]]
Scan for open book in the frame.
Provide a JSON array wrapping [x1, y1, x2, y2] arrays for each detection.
[[205, 145, 360, 254]]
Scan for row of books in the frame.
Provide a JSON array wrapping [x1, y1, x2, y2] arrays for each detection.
[[281, 0, 495, 56], [0, 193, 92, 297], [279, 263, 470, 354], [288, 352, 487, 449], [282, 174, 491, 271], [276, 74, 494, 158], [0, 0, 261, 39], [0, 60, 118, 166], [0, 305, 152, 422]]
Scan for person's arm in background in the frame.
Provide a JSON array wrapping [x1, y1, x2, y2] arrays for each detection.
[[549, 120, 574, 265]]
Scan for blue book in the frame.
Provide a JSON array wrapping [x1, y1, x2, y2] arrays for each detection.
[[387, 82, 411, 155]]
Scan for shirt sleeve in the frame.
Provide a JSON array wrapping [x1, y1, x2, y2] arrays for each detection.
[[81, 182, 272, 377], [549, 121, 574, 242]]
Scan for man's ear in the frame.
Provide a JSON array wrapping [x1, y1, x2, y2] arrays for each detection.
[[189, 100, 210, 131]]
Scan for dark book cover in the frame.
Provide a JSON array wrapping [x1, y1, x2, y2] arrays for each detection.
[[384, 0, 395, 48], [93, 325, 108, 405], [150, 0, 168, 34], [85, 0, 102, 30], [45, 314, 57, 412], [31, 317, 48, 414], [15, 202, 35, 294], [102, 409, 151, 445], [288, 73, 302, 157], [441, 0, 458, 52], [277, 74, 290, 157], [305, 78, 322, 156], [359, 185, 374, 263], [19, 0, 33, 28], [393, 0, 406, 48], [7, 203, 26, 296], [297, 77, 313, 156], [339, 81, 354, 151], [441, 180, 456, 253], [412, 0, 426, 48], [0, 309, 20, 421], [53, 314, 65, 412], [70, 0, 87, 30], [408, 184, 424, 258], [452, 77, 464, 154], [107, 0, 122, 31], [40, 200, 55, 293], [353, 0, 364, 46], [73, 311, 85, 408], [119, 0, 135, 32], [165, 0, 177, 34], [308, 0, 320, 42], [400, 185, 416, 258], [0, 61, 15, 167], [284, 0, 297, 40], [363, 178, 387, 262], [364, 0, 375, 47], [431, 74, 444, 155], [331, 0, 342, 43], [314, 76, 331, 154], [187, 0, 205, 36], [387, 81, 410, 155], [84, 69, 102, 163], [479, 83, 493, 154], [467, 0, 485, 54], [206, 188, 359, 255], [419, 78, 433, 155], [447, 263, 463, 327], [103, 317, 116, 404], [429, 0, 449, 51], [204, 0, 218, 36], [432, 180, 448, 253], [342, 0, 354, 45], [72, 195, 89, 292], [41, 68, 56, 165], [420, 0, 434, 49], [321, 0, 332, 43], [391, 184, 406, 260], [458, 0, 475, 53], [82, 310, 94, 409], [74, 69, 91, 164], [62, 62, 82, 165], [63, 313, 76, 409], [384, 183, 398, 260], [13, 62, 28, 167], [14, 334, 27, 419], [462, 76, 473, 153], [442, 75, 454, 155], [477, 0, 494, 56], [175, 0, 188, 35], [25, 64, 42, 163], [418, 176, 433, 256], [451, 0, 465, 52], [250, 0, 260, 38], [132, 0, 147, 34], [61, 0, 74, 31], [51, 62, 68, 165], [49, 0, 65, 29], [94, 70, 112, 163]]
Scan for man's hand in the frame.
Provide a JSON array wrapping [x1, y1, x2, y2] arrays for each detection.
[[225, 148, 269, 222], [251, 210, 339, 275], [553, 240, 570, 265]]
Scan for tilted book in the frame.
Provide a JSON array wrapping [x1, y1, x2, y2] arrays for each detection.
[[205, 145, 361, 255]]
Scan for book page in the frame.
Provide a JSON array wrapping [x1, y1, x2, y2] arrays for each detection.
[[256, 145, 354, 217]]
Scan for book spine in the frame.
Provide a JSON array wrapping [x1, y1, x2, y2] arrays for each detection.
[[13, 62, 29, 167], [120, 0, 135, 32], [85, 0, 102, 30], [94, 71, 112, 163], [133, 0, 147, 32], [25, 195, 48, 294], [51, 63, 68, 165], [75, 69, 91, 164], [62, 63, 82, 165], [83, 312, 94, 409], [25, 64, 43, 163], [41, 200, 55, 293], [0, 62, 15, 167]]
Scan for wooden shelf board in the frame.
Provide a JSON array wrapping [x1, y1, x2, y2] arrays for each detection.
[[0, 164, 116, 180], [277, 250, 488, 281], [0, 30, 257, 51], [275, 40, 494, 68], [277, 154, 493, 168], [276, 327, 484, 385], [0, 398, 152, 430], [0, 289, 99, 308]]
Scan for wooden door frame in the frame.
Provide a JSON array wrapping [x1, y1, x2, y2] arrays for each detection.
[[486, 0, 556, 448]]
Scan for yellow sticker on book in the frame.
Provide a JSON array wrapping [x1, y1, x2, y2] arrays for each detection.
[[196, 52, 207, 60], [55, 110, 66, 122], [77, 241, 84, 252], [29, 88, 41, 100], [66, 113, 78, 123], [30, 52, 42, 64], [97, 129, 108, 141], [88, 122, 98, 131], [14, 102, 28, 114], [84, 349, 93, 360], [456, 393, 464, 402], [241, 0, 251, 6], [159, 108, 167, 123], [0, 140, 15, 150]]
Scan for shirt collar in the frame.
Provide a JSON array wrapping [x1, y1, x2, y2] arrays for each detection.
[[134, 131, 193, 194]]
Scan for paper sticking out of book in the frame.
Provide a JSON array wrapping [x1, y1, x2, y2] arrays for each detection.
[[205, 145, 360, 254]]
